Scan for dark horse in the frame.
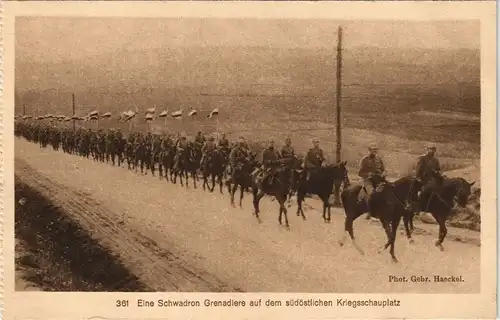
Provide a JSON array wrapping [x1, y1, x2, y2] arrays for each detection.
[[339, 175, 422, 262], [172, 143, 200, 188], [295, 161, 350, 223], [228, 155, 255, 208], [251, 159, 295, 229], [158, 144, 175, 182], [202, 147, 228, 193], [419, 176, 475, 251]]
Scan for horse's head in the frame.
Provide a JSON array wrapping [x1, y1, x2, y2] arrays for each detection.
[[449, 178, 475, 207], [324, 161, 350, 186]]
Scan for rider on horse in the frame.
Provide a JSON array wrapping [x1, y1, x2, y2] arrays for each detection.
[[259, 139, 281, 186], [415, 143, 443, 211], [416, 143, 442, 184], [280, 137, 295, 167], [151, 133, 163, 160], [218, 133, 230, 149], [201, 136, 216, 169], [194, 131, 206, 149], [174, 134, 189, 167], [229, 136, 249, 173], [357, 143, 386, 220], [281, 137, 296, 188], [303, 138, 325, 182]]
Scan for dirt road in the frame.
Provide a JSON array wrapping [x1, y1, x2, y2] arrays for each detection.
[[15, 138, 480, 293]]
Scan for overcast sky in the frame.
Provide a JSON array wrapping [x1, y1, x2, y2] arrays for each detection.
[[16, 18, 479, 62]]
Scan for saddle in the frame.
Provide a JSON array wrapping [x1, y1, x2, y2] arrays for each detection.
[[256, 168, 277, 188]]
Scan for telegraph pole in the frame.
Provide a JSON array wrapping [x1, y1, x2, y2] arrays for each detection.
[[335, 26, 343, 163], [22, 103, 26, 116], [72, 93, 76, 130]]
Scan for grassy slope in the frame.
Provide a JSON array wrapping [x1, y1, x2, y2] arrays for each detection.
[[16, 46, 480, 179]]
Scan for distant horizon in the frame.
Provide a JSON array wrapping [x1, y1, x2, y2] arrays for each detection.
[[16, 18, 479, 63]]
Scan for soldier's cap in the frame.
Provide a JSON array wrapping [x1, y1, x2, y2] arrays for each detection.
[[209, 136, 215, 141], [426, 144, 437, 150], [368, 143, 378, 150], [312, 138, 320, 143], [238, 136, 245, 140]]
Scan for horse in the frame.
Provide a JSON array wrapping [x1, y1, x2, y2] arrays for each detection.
[[202, 148, 227, 193], [418, 176, 475, 251], [295, 161, 349, 222], [173, 143, 200, 188], [158, 145, 175, 182], [133, 141, 148, 174], [116, 137, 127, 167], [228, 155, 255, 208], [251, 159, 295, 229], [338, 175, 422, 262]]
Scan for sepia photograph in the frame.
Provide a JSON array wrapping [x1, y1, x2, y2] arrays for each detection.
[[13, 16, 483, 293], [3, 1, 497, 319]]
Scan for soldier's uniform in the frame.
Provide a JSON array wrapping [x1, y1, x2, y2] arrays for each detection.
[[415, 152, 441, 184], [415, 144, 443, 212], [304, 142, 325, 182], [218, 136, 230, 148], [229, 141, 248, 173], [176, 136, 189, 152], [358, 154, 385, 200], [201, 138, 216, 168], [151, 135, 163, 160], [357, 144, 386, 220], [194, 132, 206, 149], [260, 144, 281, 185], [281, 140, 295, 168]]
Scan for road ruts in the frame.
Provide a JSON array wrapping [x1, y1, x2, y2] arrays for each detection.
[[15, 158, 241, 292]]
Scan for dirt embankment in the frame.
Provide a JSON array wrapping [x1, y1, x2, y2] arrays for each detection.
[[15, 177, 151, 291], [15, 159, 242, 292]]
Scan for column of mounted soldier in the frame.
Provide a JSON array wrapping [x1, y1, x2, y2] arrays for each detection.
[[15, 119, 475, 263]]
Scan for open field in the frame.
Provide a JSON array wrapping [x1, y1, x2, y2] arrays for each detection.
[[16, 44, 480, 176]]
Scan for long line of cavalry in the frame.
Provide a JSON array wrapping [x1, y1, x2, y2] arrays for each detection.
[[14, 119, 476, 263]]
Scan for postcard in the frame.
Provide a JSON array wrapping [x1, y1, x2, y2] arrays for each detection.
[[2, 1, 497, 319]]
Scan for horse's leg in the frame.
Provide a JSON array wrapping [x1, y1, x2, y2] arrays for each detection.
[[379, 218, 392, 252], [277, 195, 290, 229], [239, 185, 244, 208], [409, 211, 415, 232], [230, 183, 237, 207], [179, 169, 184, 186], [388, 216, 401, 263], [252, 187, 264, 223], [333, 180, 342, 206], [158, 160, 164, 180], [192, 170, 197, 189], [402, 212, 415, 244], [339, 206, 365, 255], [150, 157, 155, 176], [431, 212, 447, 251], [210, 172, 216, 193], [218, 172, 224, 194], [322, 200, 328, 223], [296, 191, 307, 220], [202, 172, 208, 190]]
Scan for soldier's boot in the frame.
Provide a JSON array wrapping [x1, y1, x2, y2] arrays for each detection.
[[357, 188, 372, 220]]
